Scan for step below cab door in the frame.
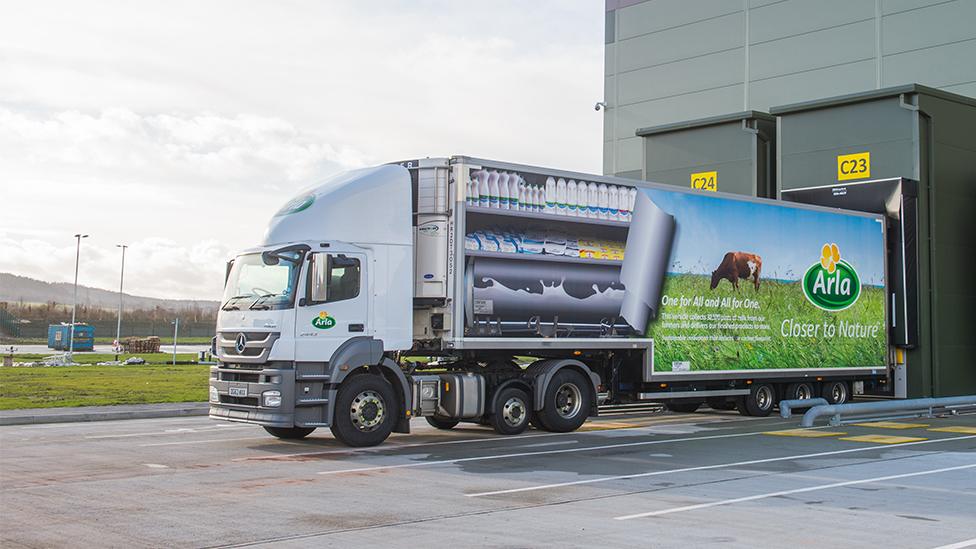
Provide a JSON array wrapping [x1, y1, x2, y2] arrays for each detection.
[[295, 250, 368, 362]]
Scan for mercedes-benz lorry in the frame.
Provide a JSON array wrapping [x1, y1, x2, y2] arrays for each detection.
[[209, 156, 895, 446]]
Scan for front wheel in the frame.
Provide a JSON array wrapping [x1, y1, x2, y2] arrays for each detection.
[[330, 374, 397, 447], [536, 370, 591, 432], [263, 426, 316, 440]]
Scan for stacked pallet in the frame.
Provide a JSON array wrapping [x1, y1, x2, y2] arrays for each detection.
[[122, 336, 161, 353]]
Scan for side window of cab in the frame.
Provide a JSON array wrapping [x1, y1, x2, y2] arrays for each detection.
[[307, 253, 361, 304]]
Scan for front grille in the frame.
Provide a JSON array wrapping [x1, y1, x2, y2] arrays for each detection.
[[219, 346, 263, 357], [220, 395, 259, 406], [219, 371, 260, 383], [222, 363, 264, 371], [216, 331, 280, 363]]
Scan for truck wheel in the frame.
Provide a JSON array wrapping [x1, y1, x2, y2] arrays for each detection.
[[665, 401, 701, 413], [784, 382, 815, 402], [263, 426, 316, 440], [537, 369, 591, 432], [706, 397, 736, 411], [821, 380, 849, 404], [426, 416, 460, 430], [490, 387, 531, 435], [330, 374, 397, 447], [737, 383, 775, 417]]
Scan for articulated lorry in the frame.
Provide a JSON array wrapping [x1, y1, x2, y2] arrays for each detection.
[[209, 156, 896, 446]]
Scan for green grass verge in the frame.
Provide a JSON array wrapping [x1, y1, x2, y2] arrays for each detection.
[[0, 359, 209, 410], [12, 353, 201, 364], [649, 273, 885, 371]]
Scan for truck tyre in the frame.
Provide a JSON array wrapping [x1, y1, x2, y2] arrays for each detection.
[[426, 417, 460, 430], [490, 387, 531, 435], [330, 374, 397, 447], [706, 397, 736, 411], [263, 426, 316, 440], [537, 369, 591, 432], [737, 383, 775, 417], [665, 401, 701, 413], [821, 380, 850, 404], [784, 382, 815, 402]]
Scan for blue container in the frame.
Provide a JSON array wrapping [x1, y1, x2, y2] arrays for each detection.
[[47, 324, 95, 351]]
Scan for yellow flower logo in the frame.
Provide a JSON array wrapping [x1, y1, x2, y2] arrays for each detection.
[[318, 311, 329, 319], [820, 243, 841, 273]]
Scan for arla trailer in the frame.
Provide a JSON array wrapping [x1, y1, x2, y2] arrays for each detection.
[[209, 156, 890, 446]]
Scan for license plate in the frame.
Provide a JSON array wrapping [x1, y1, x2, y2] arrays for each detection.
[[229, 387, 248, 397]]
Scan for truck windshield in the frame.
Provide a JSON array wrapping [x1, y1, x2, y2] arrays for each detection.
[[221, 251, 303, 311]]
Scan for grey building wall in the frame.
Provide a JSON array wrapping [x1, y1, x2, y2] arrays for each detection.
[[604, 0, 976, 177]]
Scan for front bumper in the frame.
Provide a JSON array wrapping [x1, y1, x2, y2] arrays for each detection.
[[209, 364, 296, 427]]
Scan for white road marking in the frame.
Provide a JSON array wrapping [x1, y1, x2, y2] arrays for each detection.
[[143, 463, 169, 469], [467, 434, 976, 497], [141, 436, 271, 447], [317, 431, 765, 476], [932, 538, 976, 549], [614, 462, 976, 520], [518, 441, 577, 449], [87, 425, 248, 439]]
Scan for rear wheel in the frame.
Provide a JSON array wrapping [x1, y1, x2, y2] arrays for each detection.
[[784, 382, 816, 402], [737, 383, 775, 417], [263, 426, 316, 440], [821, 380, 850, 405], [490, 387, 531, 435], [330, 374, 397, 447], [706, 397, 737, 411], [536, 370, 591, 432], [665, 401, 702, 413], [426, 416, 460, 430]]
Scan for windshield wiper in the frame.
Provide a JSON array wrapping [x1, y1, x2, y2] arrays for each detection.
[[222, 295, 254, 311], [249, 293, 281, 310]]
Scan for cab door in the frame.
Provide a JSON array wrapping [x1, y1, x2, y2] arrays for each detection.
[[295, 250, 368, 361]]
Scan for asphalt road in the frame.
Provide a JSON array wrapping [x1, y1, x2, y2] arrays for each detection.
[[2, 409, 975, 548]]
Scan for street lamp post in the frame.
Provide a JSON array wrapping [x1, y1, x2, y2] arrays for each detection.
[[68, 233, 89, 362], [115, 244, 128, 357], [172, 318, 179, 366]]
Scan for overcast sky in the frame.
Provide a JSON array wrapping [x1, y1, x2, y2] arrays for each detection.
[[0, 1, 604, 300]]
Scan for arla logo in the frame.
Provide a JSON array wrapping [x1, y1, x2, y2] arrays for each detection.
[[274, 193, 315, 217], [802, 243, 861, 311], [312, 311, 336, 329]]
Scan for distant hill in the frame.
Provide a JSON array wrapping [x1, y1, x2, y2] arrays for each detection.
[[0, 273, 220, 312]]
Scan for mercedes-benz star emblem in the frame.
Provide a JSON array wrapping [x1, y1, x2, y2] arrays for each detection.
[[235, 333, 247, 354]]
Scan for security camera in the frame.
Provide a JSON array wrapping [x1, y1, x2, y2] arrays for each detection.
[[594, 101, 608, 111]]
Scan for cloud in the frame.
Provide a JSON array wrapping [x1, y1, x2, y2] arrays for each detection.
[[0, 0, 604, 300], [0, 233, 230, 301], [0, 107, 367, 298]]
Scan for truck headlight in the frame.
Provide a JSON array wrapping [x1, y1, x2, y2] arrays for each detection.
[[262, 390, 282, 408], [209, 386, 219, 403]]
